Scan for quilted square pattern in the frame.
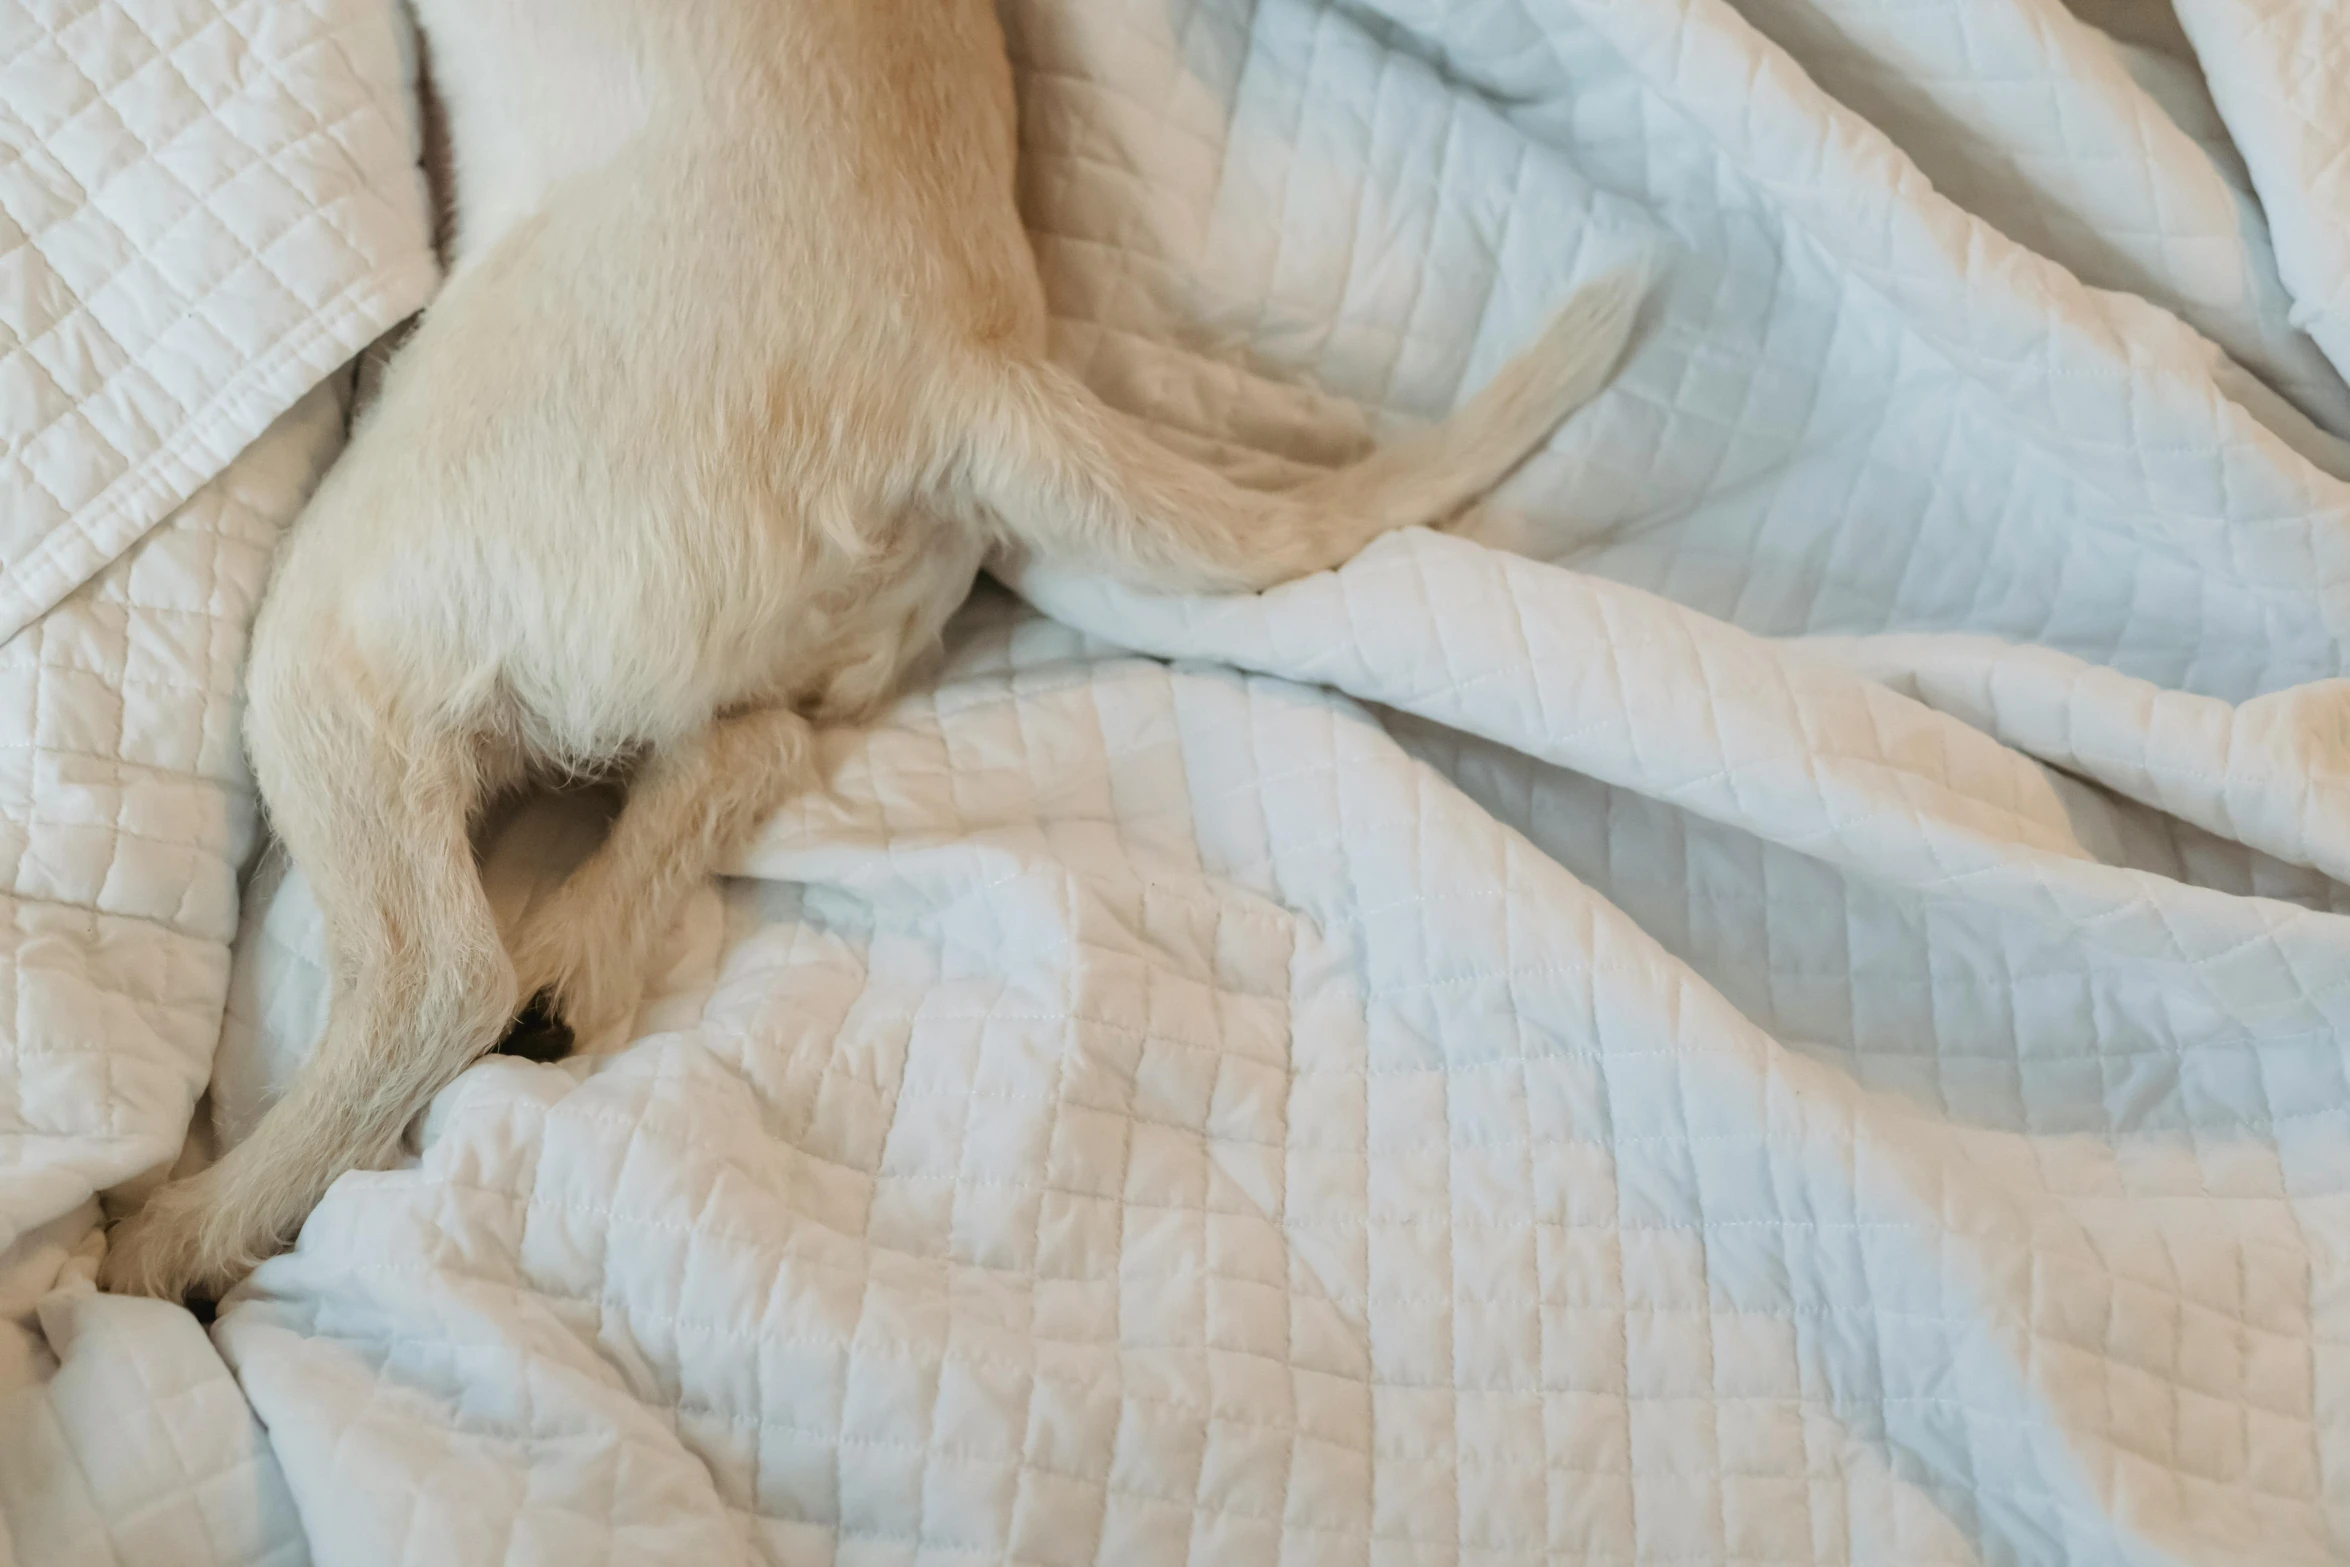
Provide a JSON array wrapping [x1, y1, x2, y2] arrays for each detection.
[[12, 1, 2350, 1565], [0, 383, 346, 1567], [0, 0, 435, 644], [1, 2, 429, 1561]]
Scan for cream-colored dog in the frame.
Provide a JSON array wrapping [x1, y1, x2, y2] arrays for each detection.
[[101, 0, 1640, 1300]]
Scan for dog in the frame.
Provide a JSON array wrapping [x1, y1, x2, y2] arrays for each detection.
[[99, 0, 1642, 1301]]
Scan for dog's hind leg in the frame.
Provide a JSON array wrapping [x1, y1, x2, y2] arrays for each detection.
[[100, 669, 516, 1301], [500, 706, 819, 1059]]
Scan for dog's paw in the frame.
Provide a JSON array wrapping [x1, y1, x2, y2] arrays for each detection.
[[508, 936, 644, 1056], [509, 915, 647, 1058], [494, 987, 577, 1061], [98, 1175, 248, 1304]]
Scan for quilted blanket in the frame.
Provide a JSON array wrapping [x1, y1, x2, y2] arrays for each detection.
[[8, 0, 2350, 1564], [0, 0, 432, 1560]]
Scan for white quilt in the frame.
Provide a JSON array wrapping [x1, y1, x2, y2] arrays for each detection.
[[0, 0, 431, 1562], [8, 0, 2350, 1564]]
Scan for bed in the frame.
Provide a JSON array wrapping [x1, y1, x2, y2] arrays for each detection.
[[3, 0, 2346, 1562]]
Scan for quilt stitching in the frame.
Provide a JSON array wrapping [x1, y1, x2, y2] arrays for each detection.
[[15, 0, 2350, 1563]]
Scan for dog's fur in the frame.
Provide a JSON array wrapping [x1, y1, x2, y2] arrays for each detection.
[[99, 0, 1641, 1300]]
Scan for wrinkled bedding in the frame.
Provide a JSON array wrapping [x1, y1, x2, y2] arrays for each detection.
[[7, 0, 2350, 1563], [0, 2, 433, 1562]]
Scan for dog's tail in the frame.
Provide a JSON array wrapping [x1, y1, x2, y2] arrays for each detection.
[[103, 633, 516, 1297], [957, 267, 1643, 592]]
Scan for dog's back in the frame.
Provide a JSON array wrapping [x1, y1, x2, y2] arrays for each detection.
[[275, 0, 1042, 759], [418, 0, 1042, 327]]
